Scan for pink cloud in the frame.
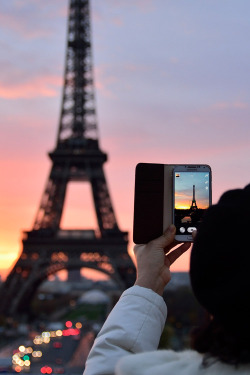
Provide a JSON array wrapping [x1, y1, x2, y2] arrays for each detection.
[[124, 63, 150, 72], [94, 62, 151, 98], [233, 101, 248, 109], [0, 13, 52, 39], [0, 74, 62, 99], [212, 101, 248, 110], [169, 57, 179, 64], [112, 17, 124, 27], [133, 0, 155, 12], [0, 1, 67, 39]]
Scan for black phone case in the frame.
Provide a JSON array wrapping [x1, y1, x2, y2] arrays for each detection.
[[133, 163, 165, 244]]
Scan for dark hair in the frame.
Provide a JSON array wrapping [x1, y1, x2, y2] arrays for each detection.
[[189, 184, 250, 365], [191, 315, 250, 366]]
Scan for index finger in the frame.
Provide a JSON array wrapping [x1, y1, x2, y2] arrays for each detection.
[[165, 242, 192, 266]]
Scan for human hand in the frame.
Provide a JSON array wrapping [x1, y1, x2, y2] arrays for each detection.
[[134, 224, 191, 296], [192, 229, 197, 239]]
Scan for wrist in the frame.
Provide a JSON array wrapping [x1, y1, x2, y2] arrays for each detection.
[[134, 277, 165, 296]]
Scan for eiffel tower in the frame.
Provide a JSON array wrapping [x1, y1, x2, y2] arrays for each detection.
[[0, 0, 136, 319], [190, 185, 198, 211]]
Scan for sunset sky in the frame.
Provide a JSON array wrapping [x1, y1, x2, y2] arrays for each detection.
[[1, 0, 250, 281]]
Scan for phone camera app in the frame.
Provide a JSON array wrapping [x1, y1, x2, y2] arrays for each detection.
[[174, 171, 210, 235]]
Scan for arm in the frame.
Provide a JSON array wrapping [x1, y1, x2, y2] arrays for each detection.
[[83, 225, 191, 375], [83, 285, 167, 375]]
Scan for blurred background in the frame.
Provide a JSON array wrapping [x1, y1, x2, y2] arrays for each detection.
[[0, 0, 250, 373]]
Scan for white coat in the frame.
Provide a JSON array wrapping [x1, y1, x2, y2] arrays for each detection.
[[83, 286, 250, 375]]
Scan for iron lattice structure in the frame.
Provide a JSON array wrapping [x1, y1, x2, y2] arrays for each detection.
[[0, 0, 136, 318]]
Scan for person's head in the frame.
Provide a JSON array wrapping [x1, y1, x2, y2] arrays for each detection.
[[189, 183, 250, 365]]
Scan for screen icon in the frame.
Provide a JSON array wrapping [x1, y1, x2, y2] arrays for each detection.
[[187, 227, 197, 233]]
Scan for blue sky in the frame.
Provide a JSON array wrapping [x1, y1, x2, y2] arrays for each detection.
[[1, 0, 250, 276]]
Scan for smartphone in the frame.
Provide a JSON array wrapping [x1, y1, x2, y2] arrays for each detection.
[[173, 165, 212, 242]]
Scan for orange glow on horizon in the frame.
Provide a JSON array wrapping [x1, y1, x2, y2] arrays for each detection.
[[0, 239, 21, 280], [175, 204, 190, 210], [175, 199, 209, 210], [0, 228, 190, 282], [0, 170, 196, 283]]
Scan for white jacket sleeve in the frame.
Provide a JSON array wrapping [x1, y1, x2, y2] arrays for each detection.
[[83, 285, 167, 375]]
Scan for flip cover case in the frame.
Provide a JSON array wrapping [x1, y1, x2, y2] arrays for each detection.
[[133, 163, 174, 244]]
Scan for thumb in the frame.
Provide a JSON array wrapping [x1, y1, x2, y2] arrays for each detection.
[[153, 224, 176, 248]]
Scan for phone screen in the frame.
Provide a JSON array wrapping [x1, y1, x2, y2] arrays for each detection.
[[174, 170, 211, 237]]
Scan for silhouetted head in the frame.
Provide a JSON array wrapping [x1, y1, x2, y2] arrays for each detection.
[[190, 184, 250, 325]]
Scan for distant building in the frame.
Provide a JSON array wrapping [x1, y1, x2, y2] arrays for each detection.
[[78, 290, 110, 305]]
